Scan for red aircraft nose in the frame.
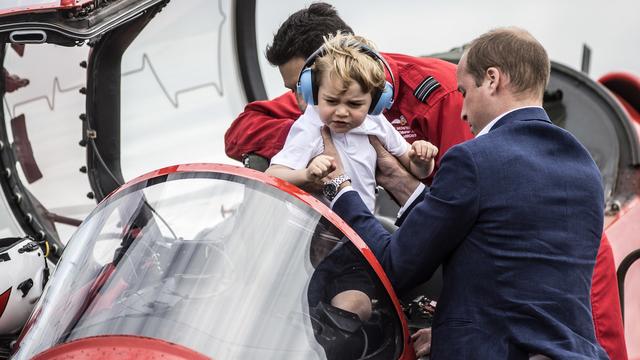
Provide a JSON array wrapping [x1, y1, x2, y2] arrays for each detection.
[[32, 335, 210, 360]]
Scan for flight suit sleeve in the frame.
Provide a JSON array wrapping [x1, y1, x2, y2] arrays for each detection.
[[224, 91, 302, 161]]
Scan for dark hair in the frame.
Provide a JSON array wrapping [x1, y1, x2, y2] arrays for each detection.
[[265, 2, 354, 66], [465, 27, 550, 99]]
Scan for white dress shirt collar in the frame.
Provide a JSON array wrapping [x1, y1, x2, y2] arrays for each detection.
[[475, 106, 543, 138]]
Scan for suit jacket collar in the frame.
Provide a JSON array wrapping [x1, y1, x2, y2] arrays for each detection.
[[490, 106, 551, 133]]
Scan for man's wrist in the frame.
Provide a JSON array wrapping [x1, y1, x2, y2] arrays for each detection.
[[397, 183, 425, 218], [323, 174, 351, 201], [330, 185, 354, 208], [387, 176, 421, 206], [337, 180, 351, 192]]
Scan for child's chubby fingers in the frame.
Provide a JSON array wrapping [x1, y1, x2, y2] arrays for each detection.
[[426, 146, 439, 159], [420, 146, 430, 159], [318, 161, 335, 175], [412, 144, 427, 160], [407, 147, 417, 159], [412, 141, 428, 158], [308, 166, 329, 181], [413, 146, 423, 159], [315, 154, 334, 167], [307, 166, 319, 180], [309, 156, 331, 170], [307, 155, 334, 180], [311, 164, 324, 175], [421, 144, 430, 158]]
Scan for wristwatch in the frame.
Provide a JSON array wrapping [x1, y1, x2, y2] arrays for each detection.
[[323, 174, 351, 201]]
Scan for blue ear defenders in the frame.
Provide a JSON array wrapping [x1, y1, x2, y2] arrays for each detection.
[[296, 42, 395, 115]]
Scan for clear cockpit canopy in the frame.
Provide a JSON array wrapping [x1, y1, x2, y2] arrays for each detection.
[[13, 165, 404, 360]]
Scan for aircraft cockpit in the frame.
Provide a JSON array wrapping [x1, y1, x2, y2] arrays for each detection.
[[11, 164, 412, 359]]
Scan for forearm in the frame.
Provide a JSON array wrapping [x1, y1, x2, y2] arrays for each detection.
[[384, 153, 423, 206], [335, 146, 479, 292], [265, 165, 309, 186], [332, 191, 403, 287], [396, 184, 426, 225], [332, 192, 393, 258], [265, 165, 324, 193], [409, 160, 433, 180], [383, 174, 421, 207]]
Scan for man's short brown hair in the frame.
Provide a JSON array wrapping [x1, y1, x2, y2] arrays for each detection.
[[465, 27, 550, 99]]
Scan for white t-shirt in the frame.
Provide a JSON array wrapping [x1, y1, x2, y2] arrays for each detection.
[[271, 105, 409, 211]]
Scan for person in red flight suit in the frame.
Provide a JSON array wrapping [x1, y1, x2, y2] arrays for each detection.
[[591, 233, 628, 360], [224, 3, 626, 358], [224, 3, 473, 183]]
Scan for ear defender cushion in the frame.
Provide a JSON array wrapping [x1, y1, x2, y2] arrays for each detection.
[[297, 68, 315, 106], [369, 81, 394, 115]]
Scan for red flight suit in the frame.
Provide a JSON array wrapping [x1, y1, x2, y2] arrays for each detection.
[[223, 52, 626, 358], [592, 234, 628, 360]]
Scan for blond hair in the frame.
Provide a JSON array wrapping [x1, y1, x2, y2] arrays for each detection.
[[465, 27, 550, 99], [313, 32, 386, 95]]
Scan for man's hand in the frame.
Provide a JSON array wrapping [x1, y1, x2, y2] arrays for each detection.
[[368, 135, 421, 206], [411, 327, 432, 357], [320, 126, 345, 179]]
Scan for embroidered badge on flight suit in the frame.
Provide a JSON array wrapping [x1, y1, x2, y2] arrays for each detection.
[[390, 115, 417, 141], [413, 76, 440, 103]]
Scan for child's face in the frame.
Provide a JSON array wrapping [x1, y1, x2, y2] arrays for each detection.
[[317, 72, 372, 133]]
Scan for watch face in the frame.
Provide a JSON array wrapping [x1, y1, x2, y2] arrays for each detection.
[[323, 183, 338, 200]]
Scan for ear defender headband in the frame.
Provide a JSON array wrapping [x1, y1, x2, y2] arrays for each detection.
[[296, 42, 395, 115]]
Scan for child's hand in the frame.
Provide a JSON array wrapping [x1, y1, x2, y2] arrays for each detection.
[[306, 155, 335, 181], [408, 140, 438, 165]]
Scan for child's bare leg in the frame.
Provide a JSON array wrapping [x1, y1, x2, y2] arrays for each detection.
[[331, 290, 372, 321]]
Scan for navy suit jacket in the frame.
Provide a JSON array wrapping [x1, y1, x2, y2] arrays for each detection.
[[333, 107, 608, 359]]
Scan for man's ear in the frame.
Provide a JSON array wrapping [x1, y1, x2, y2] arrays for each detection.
[[485, 67, 501, 94]]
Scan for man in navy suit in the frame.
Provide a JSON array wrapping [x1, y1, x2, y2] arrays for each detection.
[[323, 27, 608, 359]]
